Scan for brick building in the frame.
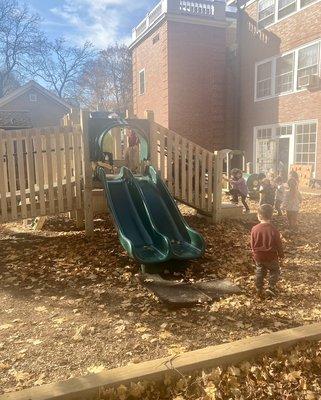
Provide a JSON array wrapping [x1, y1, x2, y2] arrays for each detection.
[[130, 0, 237, 150], [131, 0, 321, 178], [237, 0, 321, 179]]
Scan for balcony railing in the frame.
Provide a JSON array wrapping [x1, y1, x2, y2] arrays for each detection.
[[132, 0, 225, 42]]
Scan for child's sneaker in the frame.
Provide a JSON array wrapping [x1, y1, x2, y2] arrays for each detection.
[[266, 288, 277, 298]]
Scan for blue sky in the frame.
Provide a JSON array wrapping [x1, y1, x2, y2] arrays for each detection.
[[29, 0, 157, 48]]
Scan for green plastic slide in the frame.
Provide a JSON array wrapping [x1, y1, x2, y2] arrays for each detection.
[[97, 166, 205, 264]]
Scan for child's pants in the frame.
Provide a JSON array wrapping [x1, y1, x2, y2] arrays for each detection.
[[287, 210, 298, 228], [255, 261, 280, 290], [230, 189, 249, 211]]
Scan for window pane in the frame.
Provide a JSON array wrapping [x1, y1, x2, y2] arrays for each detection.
[[256, 61, 272, 98], [258, 0, 275, 28], [300, 0, 317, 7], [277, 125, 293, 135], [278, 0, 296, 18], [297, 44, 319, 89], [276, 53, 294, 94], [295, 122, 317, 166]]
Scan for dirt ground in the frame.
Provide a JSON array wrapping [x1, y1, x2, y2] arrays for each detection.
[[0, 195, 321, 394]]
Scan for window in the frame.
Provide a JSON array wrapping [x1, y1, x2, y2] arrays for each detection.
[[254, 121, 318, 175], [258, 0, 320, 28], [275, 53, 294, 94], [139, 69, 145, 95], [256, 61, 272, 98], [295, 122, 317, 165], [255, 39, 321, 101], [300, 0, 318, 7], [257, 127, 273, 139], [276, 125, 293, 136], [258, 0, 275, 28], [297, 43, 319, 89], [29, 93, 37, 102], [278, 0, 297, 19]]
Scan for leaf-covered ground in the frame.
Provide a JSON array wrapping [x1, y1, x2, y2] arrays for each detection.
[[98, 340, 321, 400], [0, 195, 321, 394]]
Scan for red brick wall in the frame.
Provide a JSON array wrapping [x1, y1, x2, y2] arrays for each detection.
[[132, 23, 169, 128], [167, 21, 232, 150], [239, 1, 321, 178], [132, 18, 235, 151]]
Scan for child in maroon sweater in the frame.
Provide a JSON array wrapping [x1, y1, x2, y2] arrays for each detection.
[[251, 204, 284, 298]]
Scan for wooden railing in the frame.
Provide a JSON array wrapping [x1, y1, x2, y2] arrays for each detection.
[[150, 122, 220, 215], [0, 125, 83, 223]]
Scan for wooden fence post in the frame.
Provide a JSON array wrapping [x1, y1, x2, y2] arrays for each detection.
[[212, 151, 223, 223], [80, 110, 94, 237], [145, 110, 157, 168]]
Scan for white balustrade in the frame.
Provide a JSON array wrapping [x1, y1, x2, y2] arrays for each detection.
[[132, 0, 223, 42]]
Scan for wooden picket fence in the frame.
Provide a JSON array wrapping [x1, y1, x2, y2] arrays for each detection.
[[0, 125, 83, 223], [150, 122, 222, 217]]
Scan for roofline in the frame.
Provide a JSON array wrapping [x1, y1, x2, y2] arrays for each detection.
[[129, 13, 228, 50], [0, 81, 72, 110]]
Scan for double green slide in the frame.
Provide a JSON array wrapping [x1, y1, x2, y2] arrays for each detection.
[[97, 166, 205, 264]]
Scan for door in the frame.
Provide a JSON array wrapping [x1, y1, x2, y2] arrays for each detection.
[[277, 137, 290, 180], [256, 139, 277, 174]]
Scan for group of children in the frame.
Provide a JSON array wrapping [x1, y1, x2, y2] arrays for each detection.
[[228, 168, 302, 230], [227, 168, 303, 298]]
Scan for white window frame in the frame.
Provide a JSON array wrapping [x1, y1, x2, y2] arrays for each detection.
[[257, 0, 321, 29], [255, 59, 274, 99], [253, 120, 318, 174], [294, 121, 318, 166], [258, 0, 275, 28], [139, 68, 145, 95], [277, 0, 297, 19], [275, 52, 295, 95], [254, 38, 321, 101], [297, 42, 320, 89], [29, 93, 37, 102]]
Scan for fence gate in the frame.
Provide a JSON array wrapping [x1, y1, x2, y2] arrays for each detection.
[[0, 126, 83, 223]]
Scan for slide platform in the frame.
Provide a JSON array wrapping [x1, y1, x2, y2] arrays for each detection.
[[97, 166, 205, 264]]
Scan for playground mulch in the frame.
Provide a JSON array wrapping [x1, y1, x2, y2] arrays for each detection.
[[96, 340, 321, 399], [0, 195, 321, 394]]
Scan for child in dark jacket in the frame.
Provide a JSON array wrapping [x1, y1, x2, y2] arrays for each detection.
[[251, 204, 284, 298], [274, 176, 285, 216], [226, 169, 250, 212], [259, 178, 275, 207]]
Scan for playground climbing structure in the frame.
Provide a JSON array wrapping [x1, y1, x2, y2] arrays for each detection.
[[0, 110, 243, 237]]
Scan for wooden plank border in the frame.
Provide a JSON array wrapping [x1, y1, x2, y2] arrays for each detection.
[[2, 323, 321, 400]]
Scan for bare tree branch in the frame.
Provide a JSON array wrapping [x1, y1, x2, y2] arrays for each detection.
[[30, 37, 95, 99], [77, 44, 132, 115], [0, 0, 41, 97]]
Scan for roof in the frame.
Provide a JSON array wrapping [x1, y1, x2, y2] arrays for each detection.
[[0, 110, 33, 130], [0, 80, 72, 110]]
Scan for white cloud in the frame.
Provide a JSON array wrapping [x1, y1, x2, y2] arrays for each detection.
[[50, 0, 152, 47]]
